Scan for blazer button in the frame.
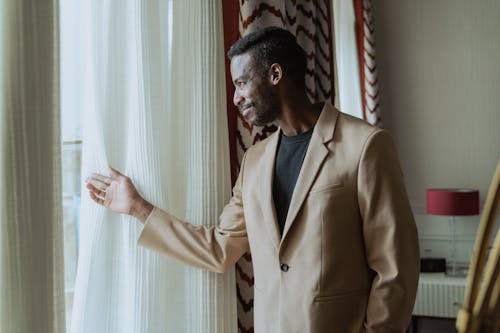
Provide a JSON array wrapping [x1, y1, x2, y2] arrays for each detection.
[[280, 263, 289, 272]]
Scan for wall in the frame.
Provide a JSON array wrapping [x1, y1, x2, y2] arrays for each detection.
[[373, 0, 500, 265]]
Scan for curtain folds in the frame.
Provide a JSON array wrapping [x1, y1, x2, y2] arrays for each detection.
[[70, 1, 236, 332], [0, 0, 65, 332], [330, 0, 363, 119], [353, 0, 381, 126]]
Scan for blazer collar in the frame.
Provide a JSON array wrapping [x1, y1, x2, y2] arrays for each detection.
[[259, 130, 281, 250], [281, 103, 338, 243], [258, 102, 339, 249]]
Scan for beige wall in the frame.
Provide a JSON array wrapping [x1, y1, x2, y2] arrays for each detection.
[[373, 0, 500, 208], [373, 1, 500, 261]]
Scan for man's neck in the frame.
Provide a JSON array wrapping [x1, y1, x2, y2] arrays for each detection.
[[276, 95, 324, 136]]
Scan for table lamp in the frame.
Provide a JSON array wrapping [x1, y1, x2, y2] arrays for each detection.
[[426, 188, 480, 276]]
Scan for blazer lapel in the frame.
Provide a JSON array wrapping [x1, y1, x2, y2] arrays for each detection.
[[259, 130, 281, 250], [281, 104, 339, 242]]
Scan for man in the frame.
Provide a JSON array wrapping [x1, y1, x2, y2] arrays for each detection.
[[86, 27, 419, 333]]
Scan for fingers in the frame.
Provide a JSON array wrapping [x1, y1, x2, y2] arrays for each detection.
[[87, 173, 112, 185], [86, 182, 106, 198], [85, 178, 109, 194], [89, 189, 105, 206]]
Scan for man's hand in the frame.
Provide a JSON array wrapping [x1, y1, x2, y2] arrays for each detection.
[[85, 166, 153, 223]]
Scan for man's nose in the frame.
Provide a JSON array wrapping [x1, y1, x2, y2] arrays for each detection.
[[233, 90, 243, 107]]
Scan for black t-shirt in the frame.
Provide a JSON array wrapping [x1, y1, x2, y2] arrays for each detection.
[[272, 128, 314, 236]]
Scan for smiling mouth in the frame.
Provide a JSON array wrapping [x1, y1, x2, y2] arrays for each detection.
[[240, 105, 253, 118]]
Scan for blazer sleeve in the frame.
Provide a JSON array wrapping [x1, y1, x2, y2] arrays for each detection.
[[357, 129, 420, 333], [136, 154, 249, 273]]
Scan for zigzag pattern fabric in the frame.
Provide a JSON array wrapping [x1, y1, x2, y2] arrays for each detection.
[[225, 1, 336, 331], [354, 0, 381, 126], [235, 0, 334, 161]]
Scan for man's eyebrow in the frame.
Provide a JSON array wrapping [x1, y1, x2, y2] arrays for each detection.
[[233, 74, 247, 84]]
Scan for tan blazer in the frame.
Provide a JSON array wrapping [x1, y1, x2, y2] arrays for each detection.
[[138, 103, 420, 333]]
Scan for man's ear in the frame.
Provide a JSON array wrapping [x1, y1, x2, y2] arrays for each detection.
[[269, 63, 282, 86]]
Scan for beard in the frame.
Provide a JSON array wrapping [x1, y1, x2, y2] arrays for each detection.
[[241, 87, 280, 127]]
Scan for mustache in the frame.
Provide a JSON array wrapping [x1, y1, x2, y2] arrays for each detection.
[[239, 103, 254, 112]]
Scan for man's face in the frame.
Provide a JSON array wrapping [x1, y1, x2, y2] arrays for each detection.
[[230, 53, 280, 126]]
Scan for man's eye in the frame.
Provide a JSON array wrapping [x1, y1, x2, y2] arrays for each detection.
[[237, 81, 245, 87]]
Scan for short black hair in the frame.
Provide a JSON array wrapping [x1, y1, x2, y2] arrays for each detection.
[[228, 26, 307, 88]]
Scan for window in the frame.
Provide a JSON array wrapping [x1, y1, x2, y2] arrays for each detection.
[[60, 1, 84, 330]]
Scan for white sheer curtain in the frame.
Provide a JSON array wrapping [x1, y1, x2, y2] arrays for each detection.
[[331, 0, 363, 119], [0, 0, 65, 332], [69, 1, 236, 332]]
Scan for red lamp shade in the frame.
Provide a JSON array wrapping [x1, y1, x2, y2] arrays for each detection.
[[426, 189, 480, 216]]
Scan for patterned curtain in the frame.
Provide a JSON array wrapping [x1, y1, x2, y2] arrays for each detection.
[[354, 0, 381, 126], [223, 1, 336, 331]]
